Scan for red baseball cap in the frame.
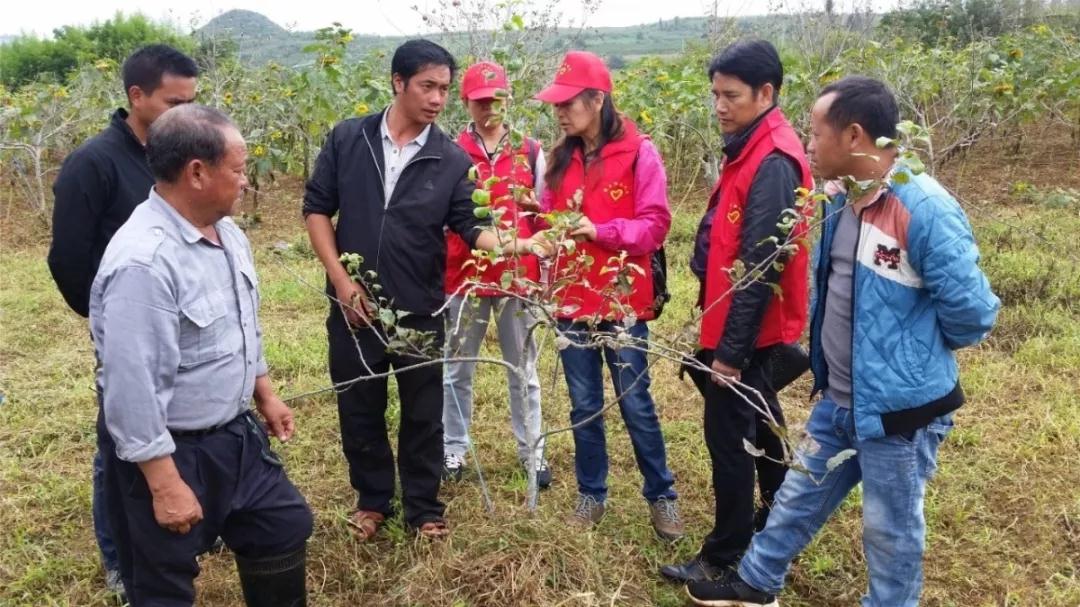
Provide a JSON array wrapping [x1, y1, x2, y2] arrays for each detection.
[[534, 51, 612, 104], [460, 61, 509, 101]]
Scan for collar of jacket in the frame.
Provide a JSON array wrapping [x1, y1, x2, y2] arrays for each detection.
[[721, 103, 778, 161], [110, 108, 146, 153]]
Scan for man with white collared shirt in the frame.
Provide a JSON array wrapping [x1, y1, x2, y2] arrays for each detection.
[[303, 39, 540, 541]]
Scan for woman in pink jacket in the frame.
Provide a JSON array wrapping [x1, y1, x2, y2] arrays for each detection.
[[534, 51, 682, 540]]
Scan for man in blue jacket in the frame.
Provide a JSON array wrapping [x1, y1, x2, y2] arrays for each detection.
[[687, 76, 1000, 606]]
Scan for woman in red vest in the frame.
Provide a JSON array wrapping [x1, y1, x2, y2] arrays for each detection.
[[661, 40, 814, 590], [442, 61, 551, 489], [533, 51, 683, 540]]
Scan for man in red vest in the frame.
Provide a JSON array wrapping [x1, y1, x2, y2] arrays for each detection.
[[662, 39, 813, 584], [442, 61, 551, 488]]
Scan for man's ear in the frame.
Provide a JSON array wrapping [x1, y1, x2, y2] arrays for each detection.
[[127, 85, 143, 109], [758, 82, 775, 106], [847, 122, 867, 151], [187, 159, 207, 191]]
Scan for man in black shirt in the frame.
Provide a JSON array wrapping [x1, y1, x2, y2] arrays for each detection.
[[304, 39, 539, 541], [47, 44, 197, 595]]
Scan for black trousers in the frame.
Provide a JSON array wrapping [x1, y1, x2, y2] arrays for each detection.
[[327, 308, 446, 528], [691, 347, 788, 567], [100, 412, 313, 607]]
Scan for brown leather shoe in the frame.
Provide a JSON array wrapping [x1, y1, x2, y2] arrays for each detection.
[[347, 510, 384, 542], [417, 519, 450, 540]]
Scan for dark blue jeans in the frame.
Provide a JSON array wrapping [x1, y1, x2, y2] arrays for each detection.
[[93, 391, 119, 573], [557, 320, 677, 503]]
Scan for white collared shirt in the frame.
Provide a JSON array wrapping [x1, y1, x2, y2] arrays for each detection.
[[381, 106, 432, 200]]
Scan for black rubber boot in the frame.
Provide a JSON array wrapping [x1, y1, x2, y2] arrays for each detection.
[[235, 546, 307, 607]]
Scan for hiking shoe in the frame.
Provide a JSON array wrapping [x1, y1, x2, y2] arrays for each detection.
[[442, 452, 464, 482], [566, 494, 605, 527], [521, 456, 553, 489], [649, 497, 685, 541], [686, 573, 778, 607]]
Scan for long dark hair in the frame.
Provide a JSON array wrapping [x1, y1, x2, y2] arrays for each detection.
[[545, 89, 625, 193]]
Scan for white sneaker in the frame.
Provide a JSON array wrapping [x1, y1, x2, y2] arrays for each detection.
[[442, 452, 465, 481]]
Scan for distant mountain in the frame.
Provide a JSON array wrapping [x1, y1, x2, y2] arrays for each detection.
[[194, 10, 741, 66], [193, 10, 875, 66], [199, 9, 289, 40]]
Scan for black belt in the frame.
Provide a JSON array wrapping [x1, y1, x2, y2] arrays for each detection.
[[169, 412, 248, 437]]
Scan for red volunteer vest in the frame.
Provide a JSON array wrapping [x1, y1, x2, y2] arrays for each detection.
[[445, 130, 540, 296], [699, 108, 813, 349], [550, 119, 656, 321]]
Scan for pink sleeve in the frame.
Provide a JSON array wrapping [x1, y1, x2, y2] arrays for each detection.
[[593, 139, 671, 256]]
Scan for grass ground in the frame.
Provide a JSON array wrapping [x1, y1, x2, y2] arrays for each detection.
[[1, 135, 1078, 606]]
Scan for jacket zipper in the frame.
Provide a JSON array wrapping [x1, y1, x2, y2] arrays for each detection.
[[361, 128, 440, 273]]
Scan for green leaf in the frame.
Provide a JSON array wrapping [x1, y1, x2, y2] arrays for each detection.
[[379, 307, 396, 327], [742, 438, 766, 457], [826, 448, 857, 471]]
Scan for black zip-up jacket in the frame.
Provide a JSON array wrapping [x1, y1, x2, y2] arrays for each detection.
[[302, 109, 487, 316], [48, 109, 154, 317]]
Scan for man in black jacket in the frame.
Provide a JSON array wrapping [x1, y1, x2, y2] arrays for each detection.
[[304, 39, 538, 540], [46, 44, 197, 595]]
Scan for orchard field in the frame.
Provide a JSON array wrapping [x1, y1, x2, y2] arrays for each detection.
[[1, 2, 1079, 605]]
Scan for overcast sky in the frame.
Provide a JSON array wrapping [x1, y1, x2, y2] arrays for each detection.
[[3, 0, 897, 37]]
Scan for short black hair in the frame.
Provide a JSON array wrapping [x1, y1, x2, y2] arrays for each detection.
[[818, 76, 900, 141], [147, 104, 235, 183], [390, 39, 457, 90], [122, 44, 198, 101], [708, 39, 783, 100]]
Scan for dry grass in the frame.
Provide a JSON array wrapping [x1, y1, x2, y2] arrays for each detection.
[[1, 136, 1078, 606]]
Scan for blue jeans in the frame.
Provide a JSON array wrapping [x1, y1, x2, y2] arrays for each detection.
[[94, 432, 120, 573], [738, 398, 953, 606], [557, 320, 676, 503], [92, 382, 119, 570]]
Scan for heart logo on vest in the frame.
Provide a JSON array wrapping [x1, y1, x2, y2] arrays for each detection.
[[605, 182, 628, 202], [727, 209, 741, 224]]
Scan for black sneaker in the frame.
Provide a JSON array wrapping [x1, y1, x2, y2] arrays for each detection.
[[521, 456, 552, 489], [686, 574, 777, 607], [659, 555, 724, 583], [442, 452, 464, 482]]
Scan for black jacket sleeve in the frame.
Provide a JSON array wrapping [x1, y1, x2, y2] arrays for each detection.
[[445, 162, 488, 249], [302, 127, 340, 217], [47, 148, 110, 317], [714, 153, 800, 369]]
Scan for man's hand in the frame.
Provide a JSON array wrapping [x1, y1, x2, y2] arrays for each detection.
[[569, 215, 597, 241], [256, 394, 296, 442], [711, 358, 742, 384], [333, 278, 373, 327], [138, 457, 203, 534]]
